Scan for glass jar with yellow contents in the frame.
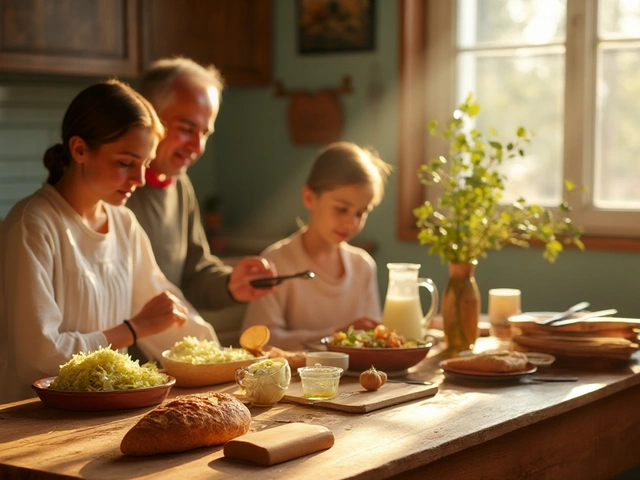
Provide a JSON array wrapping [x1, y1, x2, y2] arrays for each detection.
[[297, 365, 343, 400]]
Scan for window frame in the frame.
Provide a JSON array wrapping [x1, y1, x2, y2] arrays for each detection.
[[397, 0, 640, 251]]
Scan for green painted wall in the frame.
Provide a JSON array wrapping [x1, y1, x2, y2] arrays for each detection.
[[0, 1, 637, 318], [209, 0, 640, 317]]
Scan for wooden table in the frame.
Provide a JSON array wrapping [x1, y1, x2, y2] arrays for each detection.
[[2, 342, 640, 479]]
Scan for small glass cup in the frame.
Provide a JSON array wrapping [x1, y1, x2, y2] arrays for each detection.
[[297, 365, 343, 400]]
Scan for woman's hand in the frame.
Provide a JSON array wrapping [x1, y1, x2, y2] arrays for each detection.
[[103, 291, 188, 348], [227, 256, 278, 302], [129, 291, 188, 338]]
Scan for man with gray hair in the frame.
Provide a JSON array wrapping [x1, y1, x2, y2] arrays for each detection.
[[127, 57, 276, 327]]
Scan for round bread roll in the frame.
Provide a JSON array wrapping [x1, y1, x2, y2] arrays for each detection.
[[121, 392, 251, 456]]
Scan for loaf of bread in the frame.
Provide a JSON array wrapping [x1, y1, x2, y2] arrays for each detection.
[[120, 392, 251, 456], [444, 351, 528, 373]]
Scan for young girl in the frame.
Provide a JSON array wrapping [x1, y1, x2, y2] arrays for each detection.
[[0, 79, 215, 403], [242, 142, 392, 350]]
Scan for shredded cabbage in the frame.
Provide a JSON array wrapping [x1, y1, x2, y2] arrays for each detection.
[[165, 336, 255, 364], [49, 346, 168, 392], [247, 358, 285, 376]]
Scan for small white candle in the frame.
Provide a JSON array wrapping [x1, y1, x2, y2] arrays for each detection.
[[488, 288, 522, 329]]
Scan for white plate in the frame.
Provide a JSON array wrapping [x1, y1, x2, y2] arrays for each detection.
[[508, 312, 560, 323], [523, 352, 556, 366]]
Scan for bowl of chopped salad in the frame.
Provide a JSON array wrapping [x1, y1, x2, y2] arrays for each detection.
[[161, 337, 266, 387], [321, 326, 433, 373]]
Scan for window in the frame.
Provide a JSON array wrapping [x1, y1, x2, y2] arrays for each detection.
[[398, 0, 640, 250]]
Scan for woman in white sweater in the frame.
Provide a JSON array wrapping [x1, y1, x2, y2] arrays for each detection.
[[0, 80, 215, 403]]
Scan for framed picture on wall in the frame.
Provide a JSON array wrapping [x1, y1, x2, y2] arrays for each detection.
[[297, 0, 375, 54]]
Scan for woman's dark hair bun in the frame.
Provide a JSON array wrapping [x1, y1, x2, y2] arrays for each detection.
[[43, 143, 68, 185]]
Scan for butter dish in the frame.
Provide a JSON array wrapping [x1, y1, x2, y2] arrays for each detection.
[[223, 423, 334, 466]]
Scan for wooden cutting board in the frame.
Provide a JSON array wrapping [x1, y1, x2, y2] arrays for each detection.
[[282, 377, 438, 413]]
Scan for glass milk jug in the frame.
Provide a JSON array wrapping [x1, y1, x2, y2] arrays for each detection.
[[381, 263, 439, 341]]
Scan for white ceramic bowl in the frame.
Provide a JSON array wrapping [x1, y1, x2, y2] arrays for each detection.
[[305, 351, 349, 372]]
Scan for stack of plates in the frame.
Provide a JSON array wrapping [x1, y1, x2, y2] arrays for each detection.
[[508, 313, 640, 361]]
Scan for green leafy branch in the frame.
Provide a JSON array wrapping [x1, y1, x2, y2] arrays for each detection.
[[413, 94, 585, 264]]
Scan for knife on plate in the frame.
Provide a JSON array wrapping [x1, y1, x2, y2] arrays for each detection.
[[536, 301, 590, 325]]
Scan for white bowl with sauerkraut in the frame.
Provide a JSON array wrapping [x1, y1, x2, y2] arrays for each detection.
[[161, 336, 266, 387]]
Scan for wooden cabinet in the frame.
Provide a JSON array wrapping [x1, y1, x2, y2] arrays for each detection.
[[0, 0, 271, 85], [140, 0, 272, 85], [0, 0, 139, 77]]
